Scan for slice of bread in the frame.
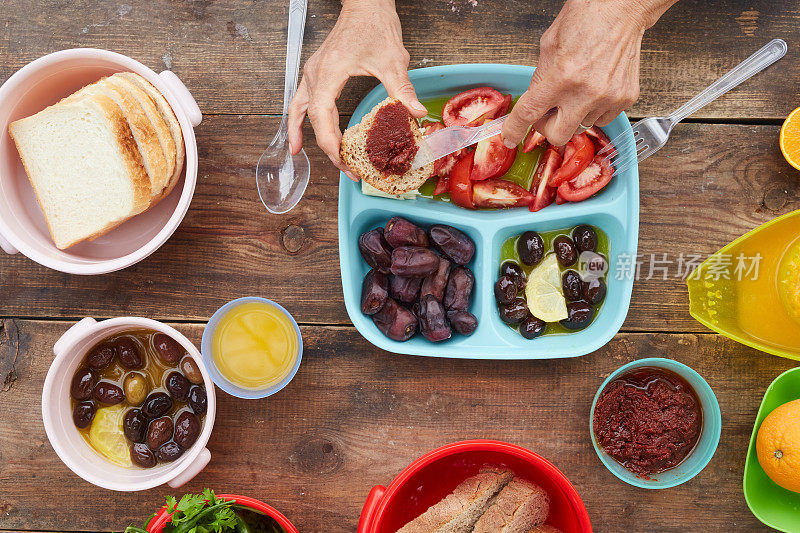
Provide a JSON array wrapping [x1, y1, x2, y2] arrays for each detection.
[[341, 97, 433, 195], [396, 468, 513, 533], [9, 94, 151, 249], [63, 78, 169, 199], [528, 526, 561, 533], [472, 477, 550, 533], [112, 72, 184, 197]]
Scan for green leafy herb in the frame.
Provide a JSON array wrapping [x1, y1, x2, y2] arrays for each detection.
[[124, 489, 238, 533]]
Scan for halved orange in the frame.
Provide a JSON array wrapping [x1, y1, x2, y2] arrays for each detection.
[[780, 107, 800, 171]]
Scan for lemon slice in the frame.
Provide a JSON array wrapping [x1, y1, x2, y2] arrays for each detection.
[[779, 238, 800, 324], [88, 403, 132, 467], [525, 254, 568, 322]]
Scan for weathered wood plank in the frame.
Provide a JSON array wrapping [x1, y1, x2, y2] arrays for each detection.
[[2, 117, 798, 332], [0, 319, 789, 531], [0, 0, 797, 119]]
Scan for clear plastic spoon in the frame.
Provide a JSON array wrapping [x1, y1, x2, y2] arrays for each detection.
[[256, 0, 309, 214]]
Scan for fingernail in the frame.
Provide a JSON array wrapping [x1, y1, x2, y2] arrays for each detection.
[[410, 101, 427, 114], [503, 138, 517, 149]]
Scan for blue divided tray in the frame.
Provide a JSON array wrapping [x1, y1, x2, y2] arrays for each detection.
[[338, 64, 639, 359]]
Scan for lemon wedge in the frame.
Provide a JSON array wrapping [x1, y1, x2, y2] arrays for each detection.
[[525, 254, 568, 322], [88, 403, 131, 468]]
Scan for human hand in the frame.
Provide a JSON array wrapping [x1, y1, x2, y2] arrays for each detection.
[[288, 0, 427, 180], [502, 0, 677, 147]]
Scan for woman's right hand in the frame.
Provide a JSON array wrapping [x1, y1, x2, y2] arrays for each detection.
[[288, 0, 427, 180]]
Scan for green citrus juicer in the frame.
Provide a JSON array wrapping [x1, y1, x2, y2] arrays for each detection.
[[687, 209, 800, 360]]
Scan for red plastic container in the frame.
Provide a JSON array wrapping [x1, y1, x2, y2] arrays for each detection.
[[146, 493, 298, 533], [358, 440, 592, 533]]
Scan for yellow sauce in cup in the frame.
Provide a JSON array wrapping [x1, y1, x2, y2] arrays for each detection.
[[211, 301, 299, 390]]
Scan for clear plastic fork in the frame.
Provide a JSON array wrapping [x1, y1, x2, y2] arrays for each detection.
[[600, 39, 787, 178]]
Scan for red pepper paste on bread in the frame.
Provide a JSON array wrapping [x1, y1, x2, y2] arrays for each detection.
[[593, 367, 702, 477], [366, 101, 418, 175]]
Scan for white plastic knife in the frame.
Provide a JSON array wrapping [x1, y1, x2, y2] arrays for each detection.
[[410, 115, 507, 170]]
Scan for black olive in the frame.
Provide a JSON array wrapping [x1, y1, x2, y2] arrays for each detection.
[[174, 411, 201, 449], [572, 225, 598, 253], [500, 261, 526, 291], [70, 368, 97, 401], [130, 442, 157, 468], [517, 231, 544, 266], [123, 409, 148, 443], [553, 236, 578, 267], [520, 316, 547, 339], [156, 441, 184, 462], [72, 401, 96, 429], [561, 301, 594, 330], [141, 392, 173, 419], [583, 278, 607, 305], [499, 298, 530, 325], [165, 371, 191, 402], [115, 336, 144, 369], [562, 270, 583, 301], [494, 275, 518, 305], [187, 386, 207, 417], [93, 382, 124, 405], [85, 343, 116, 369]]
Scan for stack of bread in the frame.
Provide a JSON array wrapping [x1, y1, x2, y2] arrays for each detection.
[[9, 72, 184, 250], [397, 468, 561, 533]]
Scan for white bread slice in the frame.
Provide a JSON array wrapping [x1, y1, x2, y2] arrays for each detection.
[[9, 94, 151, 249], [63, 78, 169, 199], [472, 477, 550, 533], [341, 97, 433, 195], [528, 526, 561, 533], [112, 72, 184, 197], [397, 469, 513, 533]]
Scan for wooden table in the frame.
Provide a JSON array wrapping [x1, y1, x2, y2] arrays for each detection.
[[1, 1, 799, 531]]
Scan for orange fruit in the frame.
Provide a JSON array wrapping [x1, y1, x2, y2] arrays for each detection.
[[780, 107, 800, 171], [757, 399, 800, 492]]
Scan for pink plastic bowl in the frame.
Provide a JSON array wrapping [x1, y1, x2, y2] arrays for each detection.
[[358, 440, 592, 533], [0, 48, 202, 274], [146, 494, 299, 533]]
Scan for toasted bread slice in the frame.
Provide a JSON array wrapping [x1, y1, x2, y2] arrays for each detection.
[[397, 468, 513, 533], [528, 526, 561, 533], [9, 94, 150, 249], [472, 477, 550, 533], [63, 78, 169, 199], [341, 97, 433, 195], [112, 72, 184, 197]]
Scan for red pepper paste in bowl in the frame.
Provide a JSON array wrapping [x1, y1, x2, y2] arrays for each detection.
[[592, 367, 702, 477], [365, 101, 418, 175]]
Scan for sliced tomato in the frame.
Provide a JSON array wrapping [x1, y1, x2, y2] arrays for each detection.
[[473, 179, 533, 208], [522, 128, 546, 153], [442, 87, 506, 127], [585, 126, 612, 152], [496, 93, 513, 117], [556, 192, 567, 205], [433, 174, 449, 195], [422, 120, 461, 178], [470, 126, 517, 181], [529, 146, 562, 212], [448, 151, 475, 209], [557, 155, 613, 202], [550, 133, 595, 187]]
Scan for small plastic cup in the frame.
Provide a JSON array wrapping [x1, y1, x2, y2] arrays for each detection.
[[201, 297, 303, 399]]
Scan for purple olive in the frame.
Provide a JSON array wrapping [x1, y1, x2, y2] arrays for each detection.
[[494, 275, 517, 305], [156, 441, 184, 462], [390, 275, 422, 303], [417, 294, 452, 342], [115, 336, 144, 369], [390, 246, 440, 277], [153, 333, 184, 365], [85, 343, 116, 370], [173, 411, 201, 449], [359, 229, 393, 274], [443, 266, 474, 311], [420, 257, 451, 302], [72, 401, 96, 429], [187, 386, 207, 416], [518, 231, 544, 266], [499, 298, 530, 325], [500, 261, 526, 291], [583, 278, 607, 305], [123, 409, 147, 443], [130, 442, 156, 468], [447, 310, 478, 336], [561, 301, 594, 330], [147, 416, 173, 451], [562, 270, 583, 301], [93, 382, 124, 405], [361, 269, 389, 315], [372, 298, 418, 341], [384, 217, 428, 248], [573, 224, 598, 253], [141, 392, 173, 419], [553, 236, 578, 267], [428, 224, 475, 265], [70, 368, 97, 401]]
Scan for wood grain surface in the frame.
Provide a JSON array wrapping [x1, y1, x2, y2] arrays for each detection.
[[0, 319, 794, 532], [2, 1, 799, 532], [0, 0, 798, 119], [1, 118, 797, 331]]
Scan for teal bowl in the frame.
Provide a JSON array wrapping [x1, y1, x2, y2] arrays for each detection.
[[589, 358, 722, 488], [338, 64, 639, 359]]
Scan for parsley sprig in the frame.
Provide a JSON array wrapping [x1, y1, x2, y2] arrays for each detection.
[[125, 488, 238, 533]]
